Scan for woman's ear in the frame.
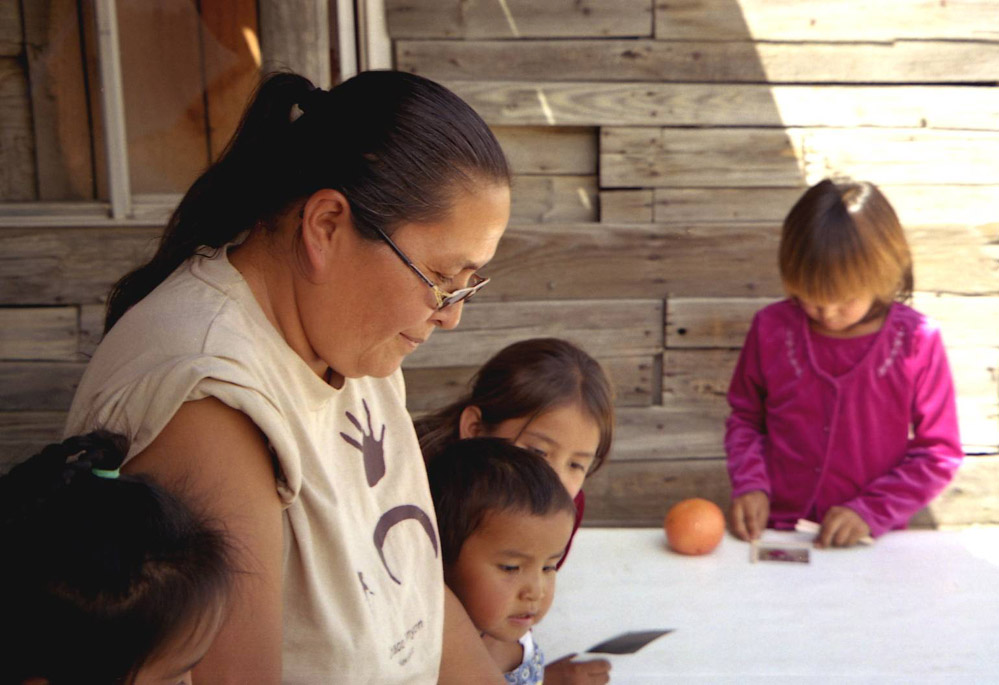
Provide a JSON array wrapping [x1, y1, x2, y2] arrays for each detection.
[[299, 188, 351, 277], [458, 405, 484, 439]]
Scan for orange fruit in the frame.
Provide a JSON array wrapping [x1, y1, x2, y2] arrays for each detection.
[[663, 498, 725, 556]]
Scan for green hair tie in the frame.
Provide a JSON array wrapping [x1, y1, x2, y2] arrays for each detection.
[[91, 467, 120, 480]]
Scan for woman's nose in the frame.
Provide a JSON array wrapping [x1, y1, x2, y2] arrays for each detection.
[[431, 301, 463, 330]]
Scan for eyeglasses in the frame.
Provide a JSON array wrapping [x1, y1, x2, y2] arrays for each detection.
[[371, 226, 490, 310]]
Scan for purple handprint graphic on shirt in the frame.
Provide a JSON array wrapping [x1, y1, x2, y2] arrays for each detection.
[[340, 398, 438, 585], [340, 399, 386, 487]]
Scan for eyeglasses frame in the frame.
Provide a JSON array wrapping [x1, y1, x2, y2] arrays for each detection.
[[370, 225, 490, 310]]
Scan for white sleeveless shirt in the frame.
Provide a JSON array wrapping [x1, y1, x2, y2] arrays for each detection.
[[65, 246, 443, 683]]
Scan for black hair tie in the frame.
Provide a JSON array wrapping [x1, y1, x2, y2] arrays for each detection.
[[292, 87, 330, 122]]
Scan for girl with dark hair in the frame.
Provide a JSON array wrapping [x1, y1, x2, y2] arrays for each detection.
[[418, 338, 614, 556], [66, 69, 511, 682], [416, 338, 614, 684], [726, 179, 963, 548], [0, 431, 232, 684]]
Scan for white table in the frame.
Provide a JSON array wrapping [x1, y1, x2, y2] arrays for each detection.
[[534, 527, 999, 683]]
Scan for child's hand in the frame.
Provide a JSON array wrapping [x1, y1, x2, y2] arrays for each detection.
[[816, 506, 871, 548], [544, 653, 611, 684], [729, 490, 769, 541]]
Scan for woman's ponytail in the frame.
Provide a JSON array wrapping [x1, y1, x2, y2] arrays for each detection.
[[104, 73, 317, 332]]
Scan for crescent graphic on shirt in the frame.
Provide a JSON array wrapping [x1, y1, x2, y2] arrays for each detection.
[[373, 504, 439, 585]]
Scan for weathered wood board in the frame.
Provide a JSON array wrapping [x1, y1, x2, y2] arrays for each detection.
[[0, 227, 160, 305], [653, 186, 999, 228], [511, 175, 598, 223], [404, 354, 657, 413], [386, 0, 653, 39], [400, 39, 999, 83], [0, 362, 86, 411], [0, 58, 37, 201], [2, 223, 995, 308], [600, 189, 654, 223], [602, 127, 999, 188], [654, 0, 999, 41], [0, 307, 79, 361], [448, 81, 999, 130], [0, 411, 67, 473], [403, 299, 664, 368], [484, 222, 784, 299], [0, 0, 21, 56], [493, 126, 597, 175]]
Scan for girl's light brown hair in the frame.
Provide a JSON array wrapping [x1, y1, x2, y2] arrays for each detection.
[[415, 338, 614, 475], [780, 179, 913, 306]]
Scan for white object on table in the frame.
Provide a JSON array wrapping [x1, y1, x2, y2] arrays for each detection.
[[536, 526, 999, 683], [795, 517, 875, 546]]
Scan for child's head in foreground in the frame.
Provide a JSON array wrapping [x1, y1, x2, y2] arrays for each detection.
[[427, 438, 576, 645], [0, 431, 233, 685], [417, 337, 615, 499], [780, 179, 913, 335]]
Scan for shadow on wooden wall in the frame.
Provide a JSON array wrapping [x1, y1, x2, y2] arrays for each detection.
[[389, 0, 999, 527]]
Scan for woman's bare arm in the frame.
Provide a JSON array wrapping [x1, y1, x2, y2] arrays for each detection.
[[125, 398, 285, 683], [438, 586, 506, 685]]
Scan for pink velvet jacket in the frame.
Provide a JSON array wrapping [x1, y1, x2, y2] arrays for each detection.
[[725, 299, 963, 537]]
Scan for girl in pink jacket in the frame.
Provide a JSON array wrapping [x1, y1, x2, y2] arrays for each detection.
[[726, 179, 963, 548]]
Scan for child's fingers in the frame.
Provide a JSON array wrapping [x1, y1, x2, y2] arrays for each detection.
[[740, 493, 766, 540], [816, 516, 840, 548], [750, 499, 769, 540], [746, 507, 762, 540], [818, 508, 867, 547], [729, 503, 750, 541], [838, 520, 868, 547], [832, 522, 854, 547], [545, 654, 611, 685]]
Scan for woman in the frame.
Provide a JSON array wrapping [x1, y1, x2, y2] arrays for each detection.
[[65, 70, 511, 683]]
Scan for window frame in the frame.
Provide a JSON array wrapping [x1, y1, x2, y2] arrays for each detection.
[[0, 0, 390, 228]]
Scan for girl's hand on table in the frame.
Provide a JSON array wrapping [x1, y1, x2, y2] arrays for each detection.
[[816, 506, 871, 548], [544, 653, 612, 684], [729, 490, 769, 541]]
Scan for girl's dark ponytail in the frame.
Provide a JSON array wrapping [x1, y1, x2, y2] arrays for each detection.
[[104, 70, 509, 333], [0, 430, 127, 523], [104, 74, 317, 332], [0, 432, 234, 683]]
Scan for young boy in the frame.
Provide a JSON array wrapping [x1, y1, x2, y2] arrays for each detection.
[[427, 437, 577, 684]]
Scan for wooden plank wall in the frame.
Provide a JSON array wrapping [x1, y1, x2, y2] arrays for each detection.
[[0, 0, 261, 201], [1, 2, 996, 530], [388, 0, 999, 527], [0, 1, 259, 461]]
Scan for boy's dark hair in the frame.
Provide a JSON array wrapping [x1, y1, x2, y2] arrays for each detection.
[[427, 437, 577, 566], [416, 338, 615, 474], [105, 69, 510, 332], [0, 431, 233, 684]]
